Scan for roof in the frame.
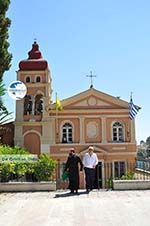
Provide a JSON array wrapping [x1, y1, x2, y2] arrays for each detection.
[[19, 41, 48, 71]]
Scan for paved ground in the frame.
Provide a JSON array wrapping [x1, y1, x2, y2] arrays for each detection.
[[0, 189, 150, 226]]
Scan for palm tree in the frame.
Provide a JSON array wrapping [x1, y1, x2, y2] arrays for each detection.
[[0, 81, 12, 124]]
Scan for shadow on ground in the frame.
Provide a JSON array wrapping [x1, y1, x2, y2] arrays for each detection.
[[54, 190, 89, 198]]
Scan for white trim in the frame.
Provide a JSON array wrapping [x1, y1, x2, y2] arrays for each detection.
[[41, 144, 49, 154], [49, 142, 136, 147], [112, 147, 126, 150], [53, 114, 129, 118], [50, 152, 136, 157], [23, 130, 41, 138], [109, 152, 136, 155], [34, 91, 44, 96], [35, 75, 42, 83], [60, 120, 74, 143], [79, 116, 85, 143], [111, 120, 125, 142], [101, 116, 106, 143], [24, 75, 31, 83]]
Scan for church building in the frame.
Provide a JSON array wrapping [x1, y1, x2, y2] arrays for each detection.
[[14, 41, 137, 188]]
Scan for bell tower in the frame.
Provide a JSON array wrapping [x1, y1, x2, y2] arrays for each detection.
[[14, 41, 52, 154]]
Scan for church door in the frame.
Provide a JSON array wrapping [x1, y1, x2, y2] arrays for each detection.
[[24, 133, 40, 156]]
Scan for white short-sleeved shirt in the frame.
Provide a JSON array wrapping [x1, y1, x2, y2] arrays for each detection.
[[83, 152, 98, 168]]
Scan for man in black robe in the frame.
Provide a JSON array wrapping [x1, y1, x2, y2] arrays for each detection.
[[65, 148, 83, 194]]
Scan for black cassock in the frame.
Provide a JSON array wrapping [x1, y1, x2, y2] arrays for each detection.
[[65, 154, 83, 192]]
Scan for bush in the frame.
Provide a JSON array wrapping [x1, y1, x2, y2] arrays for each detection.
[[34, 154, 57, 181], [106, 177, 113, 189], [0, 162, 15, 182], [0, 145, 57, 182], [0, 145, 29, 155], [13, 162, 27, 180], [120, 171, 134, 180]]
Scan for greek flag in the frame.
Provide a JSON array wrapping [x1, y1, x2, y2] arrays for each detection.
[[129, 98, 139, 120]]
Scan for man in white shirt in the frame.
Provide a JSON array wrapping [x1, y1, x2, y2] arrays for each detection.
[[83, 146, 98, 193]]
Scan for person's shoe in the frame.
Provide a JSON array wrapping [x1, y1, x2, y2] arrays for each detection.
[[75, 190, 79, 194], [86, 189, 90, 193]]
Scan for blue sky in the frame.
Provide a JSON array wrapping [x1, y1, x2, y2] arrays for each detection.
[[3, 0, 150, 144]]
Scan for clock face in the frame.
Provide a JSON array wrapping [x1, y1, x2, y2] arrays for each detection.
[[8, 81, 27, 100]]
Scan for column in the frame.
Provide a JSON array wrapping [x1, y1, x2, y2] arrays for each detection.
[[31, 96, 35, 115], [101, 116, 107, 143], [130, 120, 136, 143], [79, 116, 85, 143]]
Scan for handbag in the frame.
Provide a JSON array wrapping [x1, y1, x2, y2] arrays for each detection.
[[61, 171, 69, 181]]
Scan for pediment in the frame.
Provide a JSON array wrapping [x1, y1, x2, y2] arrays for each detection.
[[79, 146, 108, 155], [72, 97, 112, 108], [60, 88, 129, 110]]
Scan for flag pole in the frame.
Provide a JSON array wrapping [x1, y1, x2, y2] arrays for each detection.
[[130, 91, 133, 102], [56, 92, 59, 142], [129, 91, 139, 120]]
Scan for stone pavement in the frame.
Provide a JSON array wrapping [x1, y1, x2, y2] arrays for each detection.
[[0, 189, 150, 226]]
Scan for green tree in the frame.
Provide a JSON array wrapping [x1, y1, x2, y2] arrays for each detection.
[[137, 149, 147, 159], [0, 81, 12, 124], [0, 0, 12, 81], [140, 140, 145, 145], [0, 0, 12, 124], [146, 136, 150, 148]]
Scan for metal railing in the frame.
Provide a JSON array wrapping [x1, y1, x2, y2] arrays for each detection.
[[1, 161, 150, 189], [56, 161, 150, 189]]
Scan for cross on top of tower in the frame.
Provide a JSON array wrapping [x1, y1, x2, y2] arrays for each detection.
[[86, 71, 96, 88]]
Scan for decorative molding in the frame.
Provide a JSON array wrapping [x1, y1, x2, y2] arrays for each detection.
[[86, 122, 98, 138], [112, 147, 126, 150], [87, 97, 97, 106]]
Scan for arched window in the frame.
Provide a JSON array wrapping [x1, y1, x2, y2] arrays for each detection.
[[34, 94, 43, 115], [26, 76, 30, 83], [36, 76, 41, 83], [24, 95, 32, 115], [112, 122, 124, 142], [62, 123, 73, 143]]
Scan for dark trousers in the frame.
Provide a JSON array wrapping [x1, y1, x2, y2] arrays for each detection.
[[84, 167, 95, 190]]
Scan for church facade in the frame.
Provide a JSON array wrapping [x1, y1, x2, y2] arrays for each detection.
[[14, 41, 137, 188]]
